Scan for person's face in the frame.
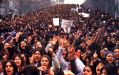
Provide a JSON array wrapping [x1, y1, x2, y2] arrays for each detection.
[[68, 46, 75, 60], [76, 49, 81, 58], [5, 62, 14, 75], [107, 37, 111, 42], [96, 63, 104, 75], [27, 36, 32, 43], [20, 41, 26, 48], [4, 43, 11, 49], [106, 53, 114, 63], [2, 54, 8, 62], [80, 42, 86, 49], [21, 54, 26, 62], [83, 66, 92, 75], [34, 51, 41, 62], [41, 57, 49, 68], [101, 68, 107, 75], [100, 50, 105, 57], [9, 38, 14, 45], [34, 38, 39, 44], [114, 49, 119, 59], [62, 49, 67, 58], [14, 56, 22, 67], [35, 42, 42, 48]]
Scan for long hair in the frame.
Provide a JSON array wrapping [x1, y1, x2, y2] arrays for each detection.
[[3, 60, 18, 75], [38, 55, 52, 69], [12, 54, 24, 70]]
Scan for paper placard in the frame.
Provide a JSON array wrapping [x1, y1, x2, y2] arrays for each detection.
[[61, 19, 73, 28], [53, 18, 60, 26], [61, 19, 73, 33]]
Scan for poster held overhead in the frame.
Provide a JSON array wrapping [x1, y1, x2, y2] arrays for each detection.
[[61, 19, 73, 33], [53, 18, 60, 26]]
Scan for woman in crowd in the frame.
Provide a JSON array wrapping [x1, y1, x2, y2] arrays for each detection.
[[99, 49, 106, 61], [38, 55, 53, 75], [90, 52, 101, 75], [12, 55, 24, 72], [83, 66, 93, 75], [2, 52, 8, 63], [113, 48, 119, 67], [104, 51, 117, 75], [18, 40, 32, 59], [100, 66, 108, 75], [33, 41, 43, 50], [20, 53, 27, 65], [29, 49, 43, 67], [95, 62, 104, 75], [38, 46, 66, 75], [32, 36, 41, 47], [105, 51, 115, 64], [3, 60, 18, 75]]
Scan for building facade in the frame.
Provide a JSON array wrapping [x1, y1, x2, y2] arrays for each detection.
[[84, 0, 119, 18], [0, 0, 52, 17]]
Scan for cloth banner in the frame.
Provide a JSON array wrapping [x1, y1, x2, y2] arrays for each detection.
[[78, 12, 90, 18]]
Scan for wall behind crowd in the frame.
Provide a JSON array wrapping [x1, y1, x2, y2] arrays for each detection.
[[84, 0, 119, 18], [0, 0, 52, 17]]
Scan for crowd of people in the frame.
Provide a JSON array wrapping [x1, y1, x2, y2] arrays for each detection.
[[0, 4, 119, 75]]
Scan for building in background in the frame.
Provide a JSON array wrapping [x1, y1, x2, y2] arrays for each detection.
[[0, 0, 7, 18], [84, 0, 119, 19], [19, 0, 51, 14], [0, 0, 52, 17]]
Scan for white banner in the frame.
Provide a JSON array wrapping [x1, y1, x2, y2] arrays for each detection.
[[78, 12, 90, 18], [53, 18, 60, 26]]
